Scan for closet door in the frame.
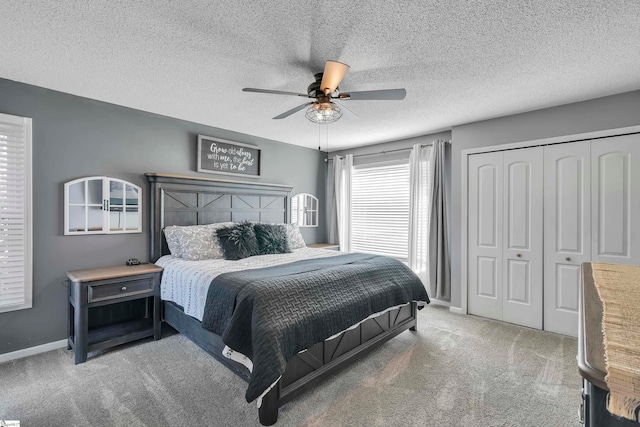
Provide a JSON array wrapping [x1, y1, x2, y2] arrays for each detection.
[[544, 142, 591, 336], [591, 134, 640, 265], [468, 152, 503, 321], [502, 147, 543, 329]]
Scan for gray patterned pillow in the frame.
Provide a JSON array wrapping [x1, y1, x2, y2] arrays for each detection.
[[163, 225, 184, 257], [286, 223, 306, 249], [164, 222, 234, 260]]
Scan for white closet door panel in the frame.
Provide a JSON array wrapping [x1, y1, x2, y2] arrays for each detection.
[[544, 141, 590, 336], [502, 147, 543, 329], [591, 134, 640, 265], [468, 152, 503, 321], [477, 256, 499, 298]]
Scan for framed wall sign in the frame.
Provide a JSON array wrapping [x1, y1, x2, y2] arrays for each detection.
[[197, 135, 261, 177]]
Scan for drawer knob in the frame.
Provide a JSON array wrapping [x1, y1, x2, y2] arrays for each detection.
[[121, 286, 127, 292], [516, 253, 522, 258], [566, 257, 571, 262]]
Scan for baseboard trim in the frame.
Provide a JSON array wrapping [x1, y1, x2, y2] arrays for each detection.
[[0, 339, 67, 364], [449, 306, 465, 315], [429, 298, 451, 307]]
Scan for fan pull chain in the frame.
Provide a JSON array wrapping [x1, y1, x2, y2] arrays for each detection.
[[319, 123, 328, 152]]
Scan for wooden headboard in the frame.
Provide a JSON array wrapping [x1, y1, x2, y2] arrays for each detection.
[[145, 173, 293, 261]]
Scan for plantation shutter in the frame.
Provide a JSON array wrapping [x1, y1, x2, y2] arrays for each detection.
[[0, 112, 32, 313], [351, 161, 410, 262]]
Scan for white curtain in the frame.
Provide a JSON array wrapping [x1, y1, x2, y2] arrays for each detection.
[[408, 143, 432, 288], [428, 140, 451, 300], [333, 154, 353, 252], [327, 160, 339, 245]]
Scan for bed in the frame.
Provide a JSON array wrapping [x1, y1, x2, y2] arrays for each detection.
[[146, 173, 429, 425]]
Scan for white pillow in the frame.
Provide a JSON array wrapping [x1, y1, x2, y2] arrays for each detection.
[[163, 222, 235, 260], [286, 223, 306, 249]]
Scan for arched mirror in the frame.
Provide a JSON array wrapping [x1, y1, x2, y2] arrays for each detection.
[[64, 176, 141, 235], [291, 193, 318, 227]]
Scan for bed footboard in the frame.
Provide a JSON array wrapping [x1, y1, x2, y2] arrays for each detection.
[[258, 302, 418, 425], [164, 301, 418, 425]]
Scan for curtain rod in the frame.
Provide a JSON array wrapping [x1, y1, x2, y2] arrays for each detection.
[[325, 140, 450, 162]]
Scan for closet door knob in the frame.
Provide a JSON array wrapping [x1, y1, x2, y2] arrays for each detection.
[[565, 257, 571, 262], [516, 253, 522, 258]]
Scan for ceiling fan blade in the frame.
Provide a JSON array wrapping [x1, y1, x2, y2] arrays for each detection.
[[243, 88, 309, 97], [320, 60, 350, 95], [339, 88, 406, 101], [334, 101, 358, 119], [273, 102, 314, 119]]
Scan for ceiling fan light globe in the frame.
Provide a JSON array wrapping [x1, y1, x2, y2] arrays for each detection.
[[305, 102, 342, 123]]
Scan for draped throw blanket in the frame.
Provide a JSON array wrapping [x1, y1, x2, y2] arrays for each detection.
[[591, 262, 640, 421], [201, 253, 430, 402]]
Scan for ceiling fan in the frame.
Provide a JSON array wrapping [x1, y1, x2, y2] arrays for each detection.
[[242, 60, 406, 123]]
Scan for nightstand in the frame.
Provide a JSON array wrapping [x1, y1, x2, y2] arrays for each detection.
[[307, 243, 340, 251], [67, 264, 162, 364]]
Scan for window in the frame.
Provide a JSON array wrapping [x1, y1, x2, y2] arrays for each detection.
[[0, 113, 32, 313], [351, 161, 410, 261]]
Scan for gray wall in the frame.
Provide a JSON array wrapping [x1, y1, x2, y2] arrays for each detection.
[[450, 90, 640, 308], [0, 78, 327, 355]]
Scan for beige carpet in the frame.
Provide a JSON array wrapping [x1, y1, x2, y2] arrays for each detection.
[[0, 306, 581, 426]]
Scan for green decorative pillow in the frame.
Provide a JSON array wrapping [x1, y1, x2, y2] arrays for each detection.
[[254, 223, 291, 255], [216, 221, 260, 260]]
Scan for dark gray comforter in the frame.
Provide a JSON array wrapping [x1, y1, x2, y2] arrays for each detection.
[[201, 253, 430, 402]]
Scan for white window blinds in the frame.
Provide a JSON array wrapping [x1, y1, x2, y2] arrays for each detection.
[[0, 113, 32, 313], [351, 161, 410, 262]]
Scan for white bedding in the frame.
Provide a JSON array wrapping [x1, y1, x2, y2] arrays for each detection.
[[155, 247, 341, 321]]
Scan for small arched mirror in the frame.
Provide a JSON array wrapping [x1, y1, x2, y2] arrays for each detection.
[[64, 176, 142, 235], [291, 193, 318, 227]]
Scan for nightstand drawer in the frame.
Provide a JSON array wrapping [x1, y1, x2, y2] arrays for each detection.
[[88, 277, 154, 303]]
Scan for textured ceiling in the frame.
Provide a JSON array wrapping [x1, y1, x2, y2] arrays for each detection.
[[1, 1, 639, 150]]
